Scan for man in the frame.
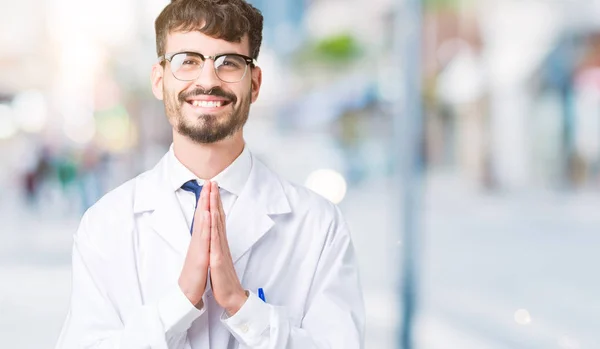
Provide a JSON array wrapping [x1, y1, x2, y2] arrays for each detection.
[[56, 0, 365, 348]]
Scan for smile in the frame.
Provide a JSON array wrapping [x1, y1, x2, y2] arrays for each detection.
[[191, 100, 223, 107], [185, 98, 232, 109]]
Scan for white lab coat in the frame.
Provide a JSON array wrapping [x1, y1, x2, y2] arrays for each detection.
[[56, 150, 365, 349]]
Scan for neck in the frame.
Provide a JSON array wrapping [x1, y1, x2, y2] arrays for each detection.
[[172, 130, 245, 180]]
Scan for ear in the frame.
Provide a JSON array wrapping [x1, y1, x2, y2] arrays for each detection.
[[250, 66, 262, 104], [151, 63, 165, 100]]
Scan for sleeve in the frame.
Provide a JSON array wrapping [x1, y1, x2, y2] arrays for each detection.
[[220, 207, 365, 349], [55, 212, 206, 349]]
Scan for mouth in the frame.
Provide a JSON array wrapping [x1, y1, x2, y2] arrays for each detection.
[[185, 98, 233, 110]]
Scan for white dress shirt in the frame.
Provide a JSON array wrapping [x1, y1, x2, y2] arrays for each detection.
[[167, 144, 252, 230]]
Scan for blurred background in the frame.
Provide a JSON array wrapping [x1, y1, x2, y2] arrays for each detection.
[[1, 0, 600, 348]]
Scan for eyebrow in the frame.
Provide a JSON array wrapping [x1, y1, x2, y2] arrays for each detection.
[[175, 49, 248, 56]]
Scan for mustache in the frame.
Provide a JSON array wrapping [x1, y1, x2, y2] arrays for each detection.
[[178, 87, 237, 104]]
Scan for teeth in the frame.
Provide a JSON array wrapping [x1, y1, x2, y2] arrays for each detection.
[[191, 100, 223, 108]]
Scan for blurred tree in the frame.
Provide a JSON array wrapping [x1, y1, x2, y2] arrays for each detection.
[[423, 0, 473, 11], [312, 34, 362, 62], [290, 33, 364, 81]]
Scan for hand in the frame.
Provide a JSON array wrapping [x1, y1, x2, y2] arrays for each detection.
[[208, 181, 248, 316], [178, 183, 212, 308]]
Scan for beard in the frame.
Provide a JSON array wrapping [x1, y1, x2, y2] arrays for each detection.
[[164, 86, 251, 144]]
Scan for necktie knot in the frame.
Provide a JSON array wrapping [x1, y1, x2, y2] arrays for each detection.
[[181, 180, 203, 206]]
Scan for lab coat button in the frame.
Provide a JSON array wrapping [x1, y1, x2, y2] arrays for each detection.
[[240, 323, 249, 333]]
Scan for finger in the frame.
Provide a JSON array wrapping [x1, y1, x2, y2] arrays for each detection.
[[214, 183, 229, 256], [197, 210, 211, 267], [191, 185, 210, 237], [219, 214, 230, 258], [212, 182, 227, 238], [199, 181, 211, 212], [210, 182, 231, 260], [209, 188, 221, 264], [209, 182, 222, 238], [201, 211, 211, 249], [210, 208, 220, 246], [209, 181, 218, 214], [191, 202, 205, 238], [210, 210, 223, 267], [213, 182, 226, 219]]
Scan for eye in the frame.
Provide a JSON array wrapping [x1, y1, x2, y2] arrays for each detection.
[[182, 59, 201, 65], [223, 60, 240, 68], [222, 56, 246, 69]]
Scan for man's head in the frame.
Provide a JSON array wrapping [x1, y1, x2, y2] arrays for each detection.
[[151, 0, 263, 144]]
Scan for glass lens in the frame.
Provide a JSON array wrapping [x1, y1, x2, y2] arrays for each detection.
[[214, 55, 248, 82], [170, 52, 204, 81]]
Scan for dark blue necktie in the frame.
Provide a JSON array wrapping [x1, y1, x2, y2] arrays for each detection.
[[181, 180, 203, 234]]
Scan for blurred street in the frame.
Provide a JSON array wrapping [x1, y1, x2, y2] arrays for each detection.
[[417, 176, 600, 349], [2, 170, 599, 349]]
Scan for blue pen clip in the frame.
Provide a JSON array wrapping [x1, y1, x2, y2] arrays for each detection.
[[258, 288, 266, 302]]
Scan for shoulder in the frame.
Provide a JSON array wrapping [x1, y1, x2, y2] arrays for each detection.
[[288, 180, 346, 231], [84, 177, 136, 222], [284, 179, 337, 214], [256, 159, 346, 232], [76, 168, 153, 244], [255, 161, 352, 253], [84, 164, 158, 219]]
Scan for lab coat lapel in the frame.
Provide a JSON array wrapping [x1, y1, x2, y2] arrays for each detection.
[[151, 189, 191, 257], [226, 192, 273, 264], [226, 154, 291, 265], [134, 153, 191, 257]]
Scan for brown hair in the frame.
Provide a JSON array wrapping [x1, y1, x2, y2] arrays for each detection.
[[155, 0, 263, 59]]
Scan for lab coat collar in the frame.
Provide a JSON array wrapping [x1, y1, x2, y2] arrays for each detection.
[[133, 148, 291, 259], [167, 143, 252, 197]]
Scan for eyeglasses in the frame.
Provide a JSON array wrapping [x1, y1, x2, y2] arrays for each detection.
[[158, 51, 257, 83]]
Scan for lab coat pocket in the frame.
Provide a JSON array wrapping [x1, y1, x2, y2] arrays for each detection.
[[279, 306, 303, 328], [290, 310, 304, 328]]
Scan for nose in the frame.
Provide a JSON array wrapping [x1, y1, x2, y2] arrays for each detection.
[[192, 59, 222, 91]]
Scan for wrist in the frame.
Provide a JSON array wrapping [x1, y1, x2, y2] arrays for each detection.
[[178, 281, 204, 308], [225, 290, 249, 316], [182, 291, 204, 309], [194, 298, 204, 310]]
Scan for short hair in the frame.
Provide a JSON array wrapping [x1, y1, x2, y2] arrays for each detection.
[[155, 0, 263, 59]]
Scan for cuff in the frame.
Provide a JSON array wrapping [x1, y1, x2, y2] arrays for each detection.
[[158, 286, 206, 334], [221, 291, 270, 345]]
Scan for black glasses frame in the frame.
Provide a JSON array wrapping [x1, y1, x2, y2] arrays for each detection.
[[158, 51, 257, 83]]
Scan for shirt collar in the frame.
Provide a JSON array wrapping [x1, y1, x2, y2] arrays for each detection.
[[168, 144, 252, 197]]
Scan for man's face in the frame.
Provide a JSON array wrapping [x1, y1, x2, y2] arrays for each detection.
[[151, 30, 262, 144]]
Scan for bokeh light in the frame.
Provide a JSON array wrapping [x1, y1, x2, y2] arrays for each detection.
[[514, 309, 532, 325], [0, 104, 17, 140], [305, 169, 348, 204], [12, 90, 48, 133], [63, 118, 96, 145]]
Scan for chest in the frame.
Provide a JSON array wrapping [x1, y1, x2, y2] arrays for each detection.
[[131, 213, 322, 325]]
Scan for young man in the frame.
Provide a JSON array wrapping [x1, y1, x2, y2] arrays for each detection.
[[56, 0, 365, 348]]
